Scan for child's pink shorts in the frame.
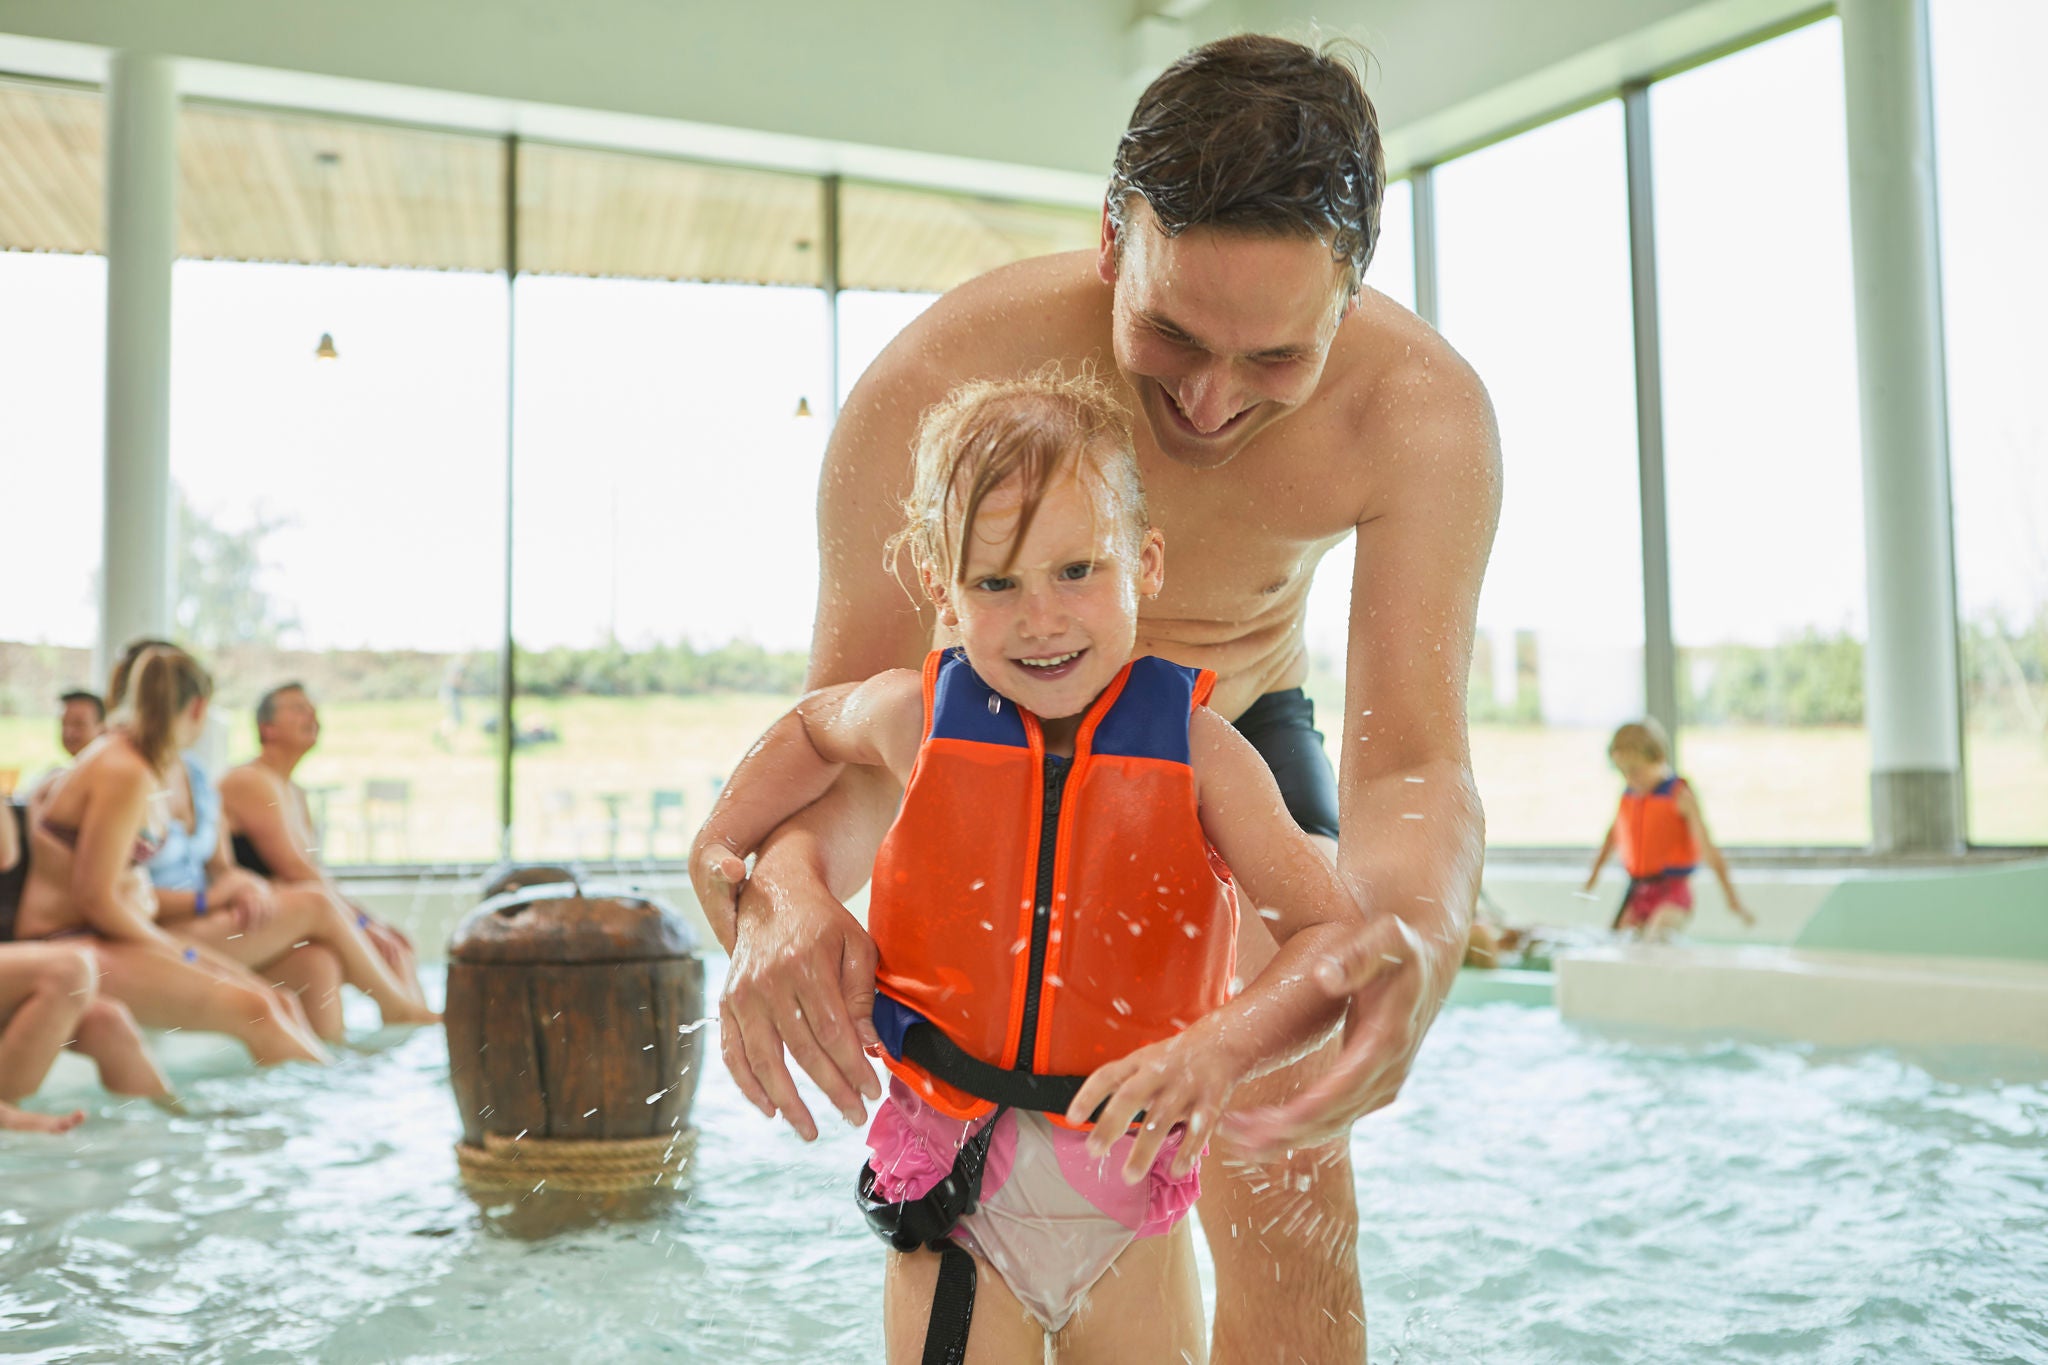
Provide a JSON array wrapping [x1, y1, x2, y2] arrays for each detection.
[[1620, 873, 1694, 929], [865, 1078, 1202, 1331]]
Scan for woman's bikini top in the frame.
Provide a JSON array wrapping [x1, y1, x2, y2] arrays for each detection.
[[37, 815, 168, 867]]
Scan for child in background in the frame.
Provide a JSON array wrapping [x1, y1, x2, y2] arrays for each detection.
[[693, 369, 1362, 1363], [1584, 719, 1754, 940]]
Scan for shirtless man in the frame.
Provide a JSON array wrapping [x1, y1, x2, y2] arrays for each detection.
[[218, 683, 429, 1013], [706, 36, 1499, 1362]]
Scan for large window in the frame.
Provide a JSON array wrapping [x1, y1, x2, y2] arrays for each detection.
[[1931, 0, 2048, 845], [1653, 20, 1869, 846], [170, 108, 508, 866], [0, 83, 104, 789], [510, 146, 828, 865], [1435, 105, 1644, 846], [1301, 176, 1415, 761]]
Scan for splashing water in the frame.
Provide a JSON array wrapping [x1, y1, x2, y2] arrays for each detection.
[[3, 971, 2043, 1362]]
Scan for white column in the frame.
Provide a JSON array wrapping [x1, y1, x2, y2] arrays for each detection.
[[1840, 0, 1964, 851], [99, 51, 179, 685]]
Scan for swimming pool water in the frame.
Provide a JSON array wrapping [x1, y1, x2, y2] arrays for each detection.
[[2, 965, 2045, 1363]]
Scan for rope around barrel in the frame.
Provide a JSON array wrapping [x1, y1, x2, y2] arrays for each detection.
[[456, 1129, 698, 1193]]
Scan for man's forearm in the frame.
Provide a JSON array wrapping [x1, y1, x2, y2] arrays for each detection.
[[1337, 755, 1484, 991]]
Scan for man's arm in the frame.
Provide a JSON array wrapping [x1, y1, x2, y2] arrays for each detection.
[[218, 768, 324, 885], [1228, 345, 1502, 1151]]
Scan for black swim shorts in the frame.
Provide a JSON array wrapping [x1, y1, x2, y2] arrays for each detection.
[[1230, 688, 1341, 841]]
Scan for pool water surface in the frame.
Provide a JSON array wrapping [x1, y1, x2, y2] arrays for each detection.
[[2, 965, 2044, 1363]]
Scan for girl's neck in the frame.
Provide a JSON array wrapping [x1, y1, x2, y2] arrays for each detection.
[[1040, 715, 1079, 757]]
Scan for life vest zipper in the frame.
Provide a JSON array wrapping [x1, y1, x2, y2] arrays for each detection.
[[1012, 752, 1069, 1075]]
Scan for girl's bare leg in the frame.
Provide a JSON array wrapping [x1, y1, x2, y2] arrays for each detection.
[[885, 1245, 1046, 1364], [0, 1098, 84, 1133], [68, 998, 171, 1098], [1055, 1222, 1208, 1365], [268, 944, 346, 1041], [90, 940, 328, 1066], [0, 944, 96, 1102], [178, 886, 437, 1026]]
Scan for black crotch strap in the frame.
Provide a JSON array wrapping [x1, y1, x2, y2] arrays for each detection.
[[856, 1107, 1007, 1365]]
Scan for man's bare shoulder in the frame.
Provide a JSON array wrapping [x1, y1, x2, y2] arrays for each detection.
[[853, 252, 1111, 409], [1336, 290, 1500, 519], [218, 762, 285, 811]]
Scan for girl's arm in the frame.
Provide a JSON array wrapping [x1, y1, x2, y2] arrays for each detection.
[[690, 669, 922, 948], [1069, 706, 1361, 1179], [67, 773, 259, 983], [1677, 785, 1752, 925], [1584, 821, 1617, 892], [68, 770, 176, 948]]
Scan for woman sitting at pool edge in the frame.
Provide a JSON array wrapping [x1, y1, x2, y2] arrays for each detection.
[[13, 644, 330, 1066], [105, 640, 432, 1038]]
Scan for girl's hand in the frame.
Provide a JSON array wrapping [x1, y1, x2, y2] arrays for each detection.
[[1731, 901, 1757, 928], [1067, 1029, 1247, 1184]]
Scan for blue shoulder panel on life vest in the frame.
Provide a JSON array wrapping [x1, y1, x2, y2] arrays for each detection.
[[1089, 656, 1198, 765], [929, 649, 1028, 747]]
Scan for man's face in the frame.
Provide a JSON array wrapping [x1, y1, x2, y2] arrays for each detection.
[[59, 700, 102, 757], [264, 689, 321, 753], [1099, 200, 1355, 470]]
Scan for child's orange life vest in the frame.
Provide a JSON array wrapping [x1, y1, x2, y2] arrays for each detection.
[[1615, 776, 1699, 879], [868, 649, 1239, 1126]]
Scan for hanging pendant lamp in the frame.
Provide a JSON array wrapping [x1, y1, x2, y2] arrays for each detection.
[[313, 150, 342, 360]]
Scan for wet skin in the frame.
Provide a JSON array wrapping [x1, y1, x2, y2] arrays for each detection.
[[722, 203, 1503, 1363]]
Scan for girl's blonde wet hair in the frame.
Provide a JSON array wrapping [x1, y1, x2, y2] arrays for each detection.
[[1609, 718, 1671, 764], [887, 366, 1149, 587]]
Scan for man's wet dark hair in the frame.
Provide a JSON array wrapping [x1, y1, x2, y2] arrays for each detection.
[[59, 690, 105, 721], [255, 682, 308, 731], [1107, 34, 1386, 290]]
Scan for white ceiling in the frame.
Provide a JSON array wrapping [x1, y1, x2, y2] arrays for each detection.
[[0, 0, 1826, 191]]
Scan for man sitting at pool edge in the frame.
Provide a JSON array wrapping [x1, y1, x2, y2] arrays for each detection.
[[709, 34, 1500, 1363], [218, 683, 429, 1013]]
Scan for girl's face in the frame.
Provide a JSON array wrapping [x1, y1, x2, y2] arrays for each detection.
[[1609, 747, 1664, 790], [929, 462, 1164, 723]]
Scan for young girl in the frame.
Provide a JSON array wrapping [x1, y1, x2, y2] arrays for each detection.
[[693, 370, 1363, 1363], [1584, 718, 1754, 940]]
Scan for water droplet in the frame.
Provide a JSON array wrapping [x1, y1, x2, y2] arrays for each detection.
[[1111, 998, 1132, 1016]]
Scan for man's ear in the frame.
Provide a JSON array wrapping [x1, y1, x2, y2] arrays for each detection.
[[921, 563, 959, 628], [1138, 527, 1165, 598], [1096, 200, 1119, 286]]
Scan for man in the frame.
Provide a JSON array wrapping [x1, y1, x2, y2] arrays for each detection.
[[218, 683, 425, 1007], [710, 35, 1499, 1361], [58, 691, 105, 759], [22, 691, 107, 812]]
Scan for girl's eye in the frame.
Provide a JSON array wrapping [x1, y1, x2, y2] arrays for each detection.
[[974, 576, 1014, 593], [1059, 562, 1094, 582]]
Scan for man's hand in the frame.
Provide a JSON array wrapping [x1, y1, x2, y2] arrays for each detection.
[[719, 870, 883, 1142], [1221, 914, 1446, 1155]]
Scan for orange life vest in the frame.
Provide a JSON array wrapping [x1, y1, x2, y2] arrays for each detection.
[[1615, 776, 1699, 879], [869, 649, 1239, 1126]]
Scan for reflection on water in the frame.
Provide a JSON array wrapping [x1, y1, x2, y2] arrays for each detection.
[[2, 970, 2045, 1363]]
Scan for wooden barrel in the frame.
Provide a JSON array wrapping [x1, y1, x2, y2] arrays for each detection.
[[445, 880, 704, 1194], [479, 863, 578, 899]]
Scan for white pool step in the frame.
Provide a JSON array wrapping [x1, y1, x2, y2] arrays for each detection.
[[1556, 943, 2048, 1051]]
